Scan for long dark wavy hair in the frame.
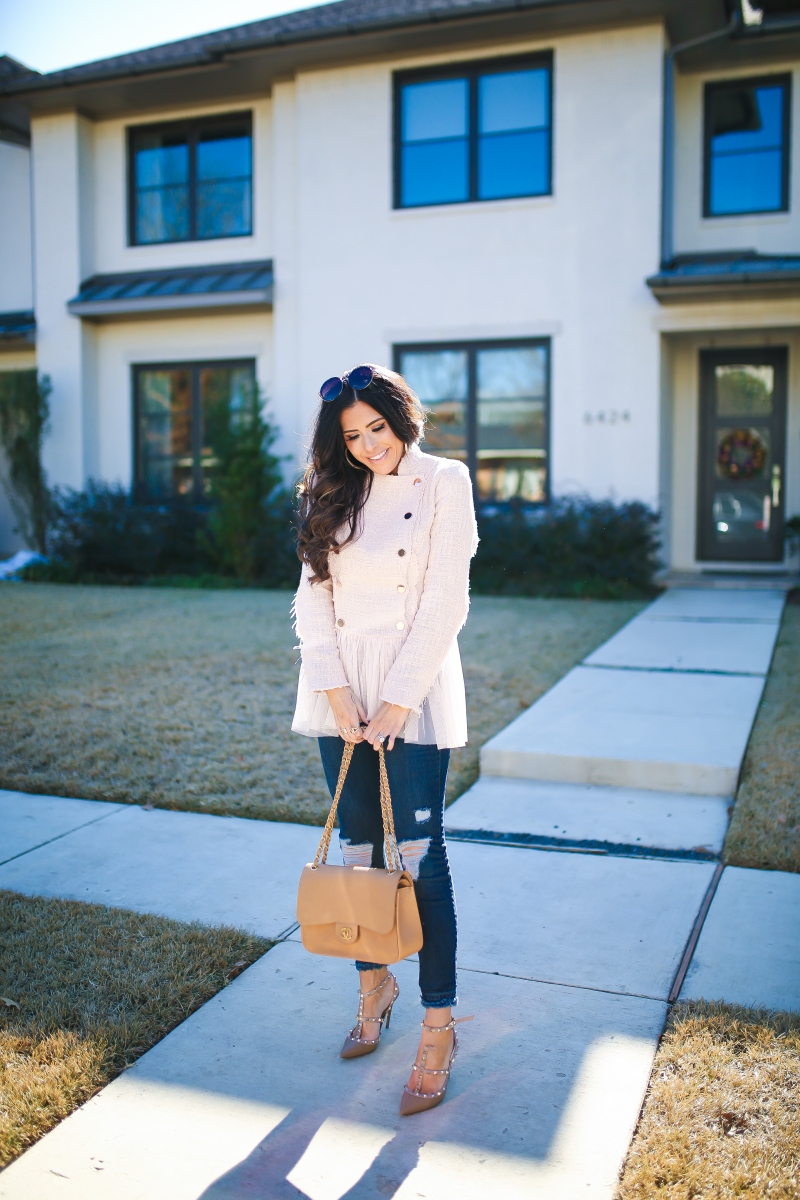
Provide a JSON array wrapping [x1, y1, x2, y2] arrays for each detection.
[[297, 365, 425, 582]]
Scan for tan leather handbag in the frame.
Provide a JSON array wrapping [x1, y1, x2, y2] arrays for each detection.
[[296, 742, 423, 963]]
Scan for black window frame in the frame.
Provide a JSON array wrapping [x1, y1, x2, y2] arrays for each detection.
[[393, 52, 554, 210], [127, 111, 253, 247], [133, 357, 257, 503], [393, 337, 551, 507], [703, 73, 792, 219]]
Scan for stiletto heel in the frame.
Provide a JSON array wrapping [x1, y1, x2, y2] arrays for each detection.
[[399, 1015, 473, 1115], [340, 973, 399, 1059]]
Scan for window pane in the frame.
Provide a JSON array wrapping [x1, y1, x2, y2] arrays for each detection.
[[402, 79, 468, 141], [401, 142, 469, 206], [200, 365, 257, 494], [137, 370, 193, 498], [477, 347, 547, 503], [479, 69, 549, 134], [197, 181, 252, 238], [715, 365, 774, 416], [400, 79, 469, 206], [709, 84, 785, 214], [479, 129, 549, 199], [400, 349, 468, 459], [710, 149, 782, 215], [196, 133, 251, 180], [135, 186, 190, 244], [134, 136, 190, 243]]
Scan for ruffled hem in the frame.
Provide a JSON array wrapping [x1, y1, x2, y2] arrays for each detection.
[[292, 631, 468, 749]]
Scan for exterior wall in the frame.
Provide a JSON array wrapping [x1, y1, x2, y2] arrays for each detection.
[[91, 98, 272, 275], [673, 58, 800, 257], [30, 111, 95, 489], [90, 313, 272, 488], [0, 140, 33, 313], [663, 311, 800, 570], [272, 23, 665, 504]]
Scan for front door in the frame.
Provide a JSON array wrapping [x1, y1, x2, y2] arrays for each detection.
[[697, 348, 787, 563]]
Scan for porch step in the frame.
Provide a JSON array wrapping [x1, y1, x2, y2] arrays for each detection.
[[446, 776, 730, 857]]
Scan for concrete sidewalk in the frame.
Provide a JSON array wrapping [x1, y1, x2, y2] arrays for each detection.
[[1, 581, 795, 1199]]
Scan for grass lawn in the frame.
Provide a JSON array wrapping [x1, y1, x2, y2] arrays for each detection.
[[617, 1001, 800, 1199], [0, 583, 644, 822], [0, 889, 270, 1167], [724, 595, 800, 874]]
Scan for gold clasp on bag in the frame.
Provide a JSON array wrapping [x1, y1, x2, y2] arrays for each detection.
[[336, 923, 359, 943]]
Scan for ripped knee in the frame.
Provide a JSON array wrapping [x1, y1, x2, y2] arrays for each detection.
[[340, 838, 373, 867], [398, 837, 431, 881]]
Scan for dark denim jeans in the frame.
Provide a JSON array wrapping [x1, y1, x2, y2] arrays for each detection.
[[318, 737, 457, 1008]]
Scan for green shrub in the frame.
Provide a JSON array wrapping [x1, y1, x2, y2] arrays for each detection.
[[471, 498, 661, 598], [0, 371, 51, 553]]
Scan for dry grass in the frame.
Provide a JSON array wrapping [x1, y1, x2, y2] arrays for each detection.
[[0, 889, 271, 1167], [725, 597, 800, 874], [617, 1001, 800, 1199], [0, 583, 642, 821]]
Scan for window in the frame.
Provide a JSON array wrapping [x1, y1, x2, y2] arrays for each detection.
[[704, 76, 790, 217], [395, 55, 552, 208], [134, 360, 256, 501], [395, 340, 550, 504], [129, 113, 252, 245]]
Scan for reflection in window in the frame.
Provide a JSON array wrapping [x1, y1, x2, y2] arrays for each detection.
[[715, 365, 774, 416], [399, 350, 468, 459], [397, 340, 549, 504], [131, 115, 252, 244], [705, 79, 789, 216], [397, 57, 551, 208], [136, 361, 256, 500]]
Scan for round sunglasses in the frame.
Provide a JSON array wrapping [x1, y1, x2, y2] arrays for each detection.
[[319, 365, 374, 403]]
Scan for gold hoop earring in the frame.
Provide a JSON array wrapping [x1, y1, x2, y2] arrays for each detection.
[[345, 447, 367, 471]]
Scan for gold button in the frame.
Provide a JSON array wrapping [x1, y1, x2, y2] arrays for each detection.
[[337, 619, 344, 627], [413, 478, 422, 486], [396, 621, 405, 630], [397, 584, 405, 593], [398, 549, 405, 557]]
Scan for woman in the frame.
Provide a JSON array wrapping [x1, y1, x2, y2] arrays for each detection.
[[292, 363, 478, 1116]]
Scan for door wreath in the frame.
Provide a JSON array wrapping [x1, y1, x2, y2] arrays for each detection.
[[717, 428, 767, 480]]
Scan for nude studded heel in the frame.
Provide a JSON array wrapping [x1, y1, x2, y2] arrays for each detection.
[[340, 973, 400, 1059], [399, 1015, 473, 1115]]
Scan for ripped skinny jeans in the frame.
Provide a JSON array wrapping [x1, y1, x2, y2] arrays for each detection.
[[318, 737, 457, 1009]]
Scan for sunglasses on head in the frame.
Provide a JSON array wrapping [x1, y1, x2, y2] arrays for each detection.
[[319, 365, 374, 403]]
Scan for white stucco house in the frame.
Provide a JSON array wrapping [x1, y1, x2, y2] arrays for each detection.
[[1, 0, 799, 574]]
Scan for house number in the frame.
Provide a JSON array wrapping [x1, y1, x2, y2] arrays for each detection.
[[583, 410, 631, 424]]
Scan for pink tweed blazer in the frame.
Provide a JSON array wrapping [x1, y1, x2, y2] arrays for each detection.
[[292, 442, 478, 749]]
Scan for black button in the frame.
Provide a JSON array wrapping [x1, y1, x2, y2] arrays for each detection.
[[398, 549, 405, 557], [404, 512, 412, 519]]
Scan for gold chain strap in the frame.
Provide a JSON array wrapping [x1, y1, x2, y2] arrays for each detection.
[[311, 742, 402, 872]]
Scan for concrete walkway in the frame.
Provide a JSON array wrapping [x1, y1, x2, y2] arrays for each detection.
[[1, 582, 796, 1199]]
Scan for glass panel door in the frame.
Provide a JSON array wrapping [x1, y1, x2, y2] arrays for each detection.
[[697, 349, 787, 562], [136, 368, 194, 498]]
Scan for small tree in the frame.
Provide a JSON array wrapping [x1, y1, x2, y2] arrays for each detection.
[[204, 381, 295, 583], [0, 370, 51, 553]]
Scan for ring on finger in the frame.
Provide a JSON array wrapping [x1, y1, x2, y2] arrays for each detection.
[[377, 733, 386, 743], [349, 726, 358, 734], [339, 727, 348, 737]]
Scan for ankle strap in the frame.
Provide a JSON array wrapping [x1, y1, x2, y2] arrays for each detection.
[[421, 1015, 474, 1033]]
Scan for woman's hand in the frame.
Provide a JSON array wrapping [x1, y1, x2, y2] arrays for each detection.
[[363, 702, 411, 752], [326, 687, 368, 743]]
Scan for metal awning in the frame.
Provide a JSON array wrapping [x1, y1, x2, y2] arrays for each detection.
[[0, 309, 35, 345], [647, 253, 800, 304], [68, 260, 273, 319]]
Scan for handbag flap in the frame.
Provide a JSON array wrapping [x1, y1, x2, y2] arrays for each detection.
[[297, 863, 411, 934]]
